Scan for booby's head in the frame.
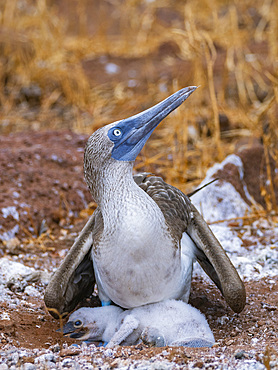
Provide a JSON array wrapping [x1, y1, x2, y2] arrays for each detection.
[[106, 86, 197, 161], [84, 86, 197, 196], [60, 306, 122, 342]]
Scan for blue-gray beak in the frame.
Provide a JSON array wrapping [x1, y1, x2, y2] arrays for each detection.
[[57, 321, 86, 338], [108, 86, 197, 161]]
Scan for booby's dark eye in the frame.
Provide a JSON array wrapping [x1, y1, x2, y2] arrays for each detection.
[[74, 320, 83, 327], [113, 128, 122, 137]]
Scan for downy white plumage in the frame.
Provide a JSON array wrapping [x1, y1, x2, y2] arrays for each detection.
[[62, 299, 215, 348]]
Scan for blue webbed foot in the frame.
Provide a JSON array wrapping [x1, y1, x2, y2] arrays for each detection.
[[101, 300, 111, 307]]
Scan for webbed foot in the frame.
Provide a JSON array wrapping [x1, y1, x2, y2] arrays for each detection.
[[101, 300, 111, 307]]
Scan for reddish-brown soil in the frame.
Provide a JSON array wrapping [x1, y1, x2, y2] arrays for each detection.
[[0, 130, 277, 367]]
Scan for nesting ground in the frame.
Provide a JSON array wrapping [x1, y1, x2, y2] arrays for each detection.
[[0, 130, 277, 369]]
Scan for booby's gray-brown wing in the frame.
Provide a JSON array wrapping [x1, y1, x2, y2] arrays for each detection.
[[137, 175, 246, 314], [44, 208, 103, 317]]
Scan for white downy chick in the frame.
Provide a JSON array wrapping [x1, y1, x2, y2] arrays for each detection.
[[62, 299, 215, 348]]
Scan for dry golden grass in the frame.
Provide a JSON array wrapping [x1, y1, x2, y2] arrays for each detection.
[[0, 0, 277, 206]]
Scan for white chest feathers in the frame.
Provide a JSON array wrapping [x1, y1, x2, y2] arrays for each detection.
[[92, 188, 191, 308], [102, 187, 169, 245]]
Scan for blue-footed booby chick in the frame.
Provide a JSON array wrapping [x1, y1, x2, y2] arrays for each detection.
[[61, 300, 215, 348], [44, 86, 246, 316]]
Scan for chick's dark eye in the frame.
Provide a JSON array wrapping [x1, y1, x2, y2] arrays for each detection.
[[113, 128, 122, 137], [74, 320, 82, 327]]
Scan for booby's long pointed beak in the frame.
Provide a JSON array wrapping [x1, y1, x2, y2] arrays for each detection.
[[108, 86, 197, 161]]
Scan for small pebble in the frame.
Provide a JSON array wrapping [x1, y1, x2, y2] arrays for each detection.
[[103, 348, 113, 357], [51, 343, 61, 353], [234, 350, 247, 359], [193, 361, 204, 368], [34, 353, 55, 364], [24, 285, 41, 297], [0, 364, 9, 370], [23, 364, 36, 370]]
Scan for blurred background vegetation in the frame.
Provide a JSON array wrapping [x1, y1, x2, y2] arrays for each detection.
[[0, 0, 277, 193]]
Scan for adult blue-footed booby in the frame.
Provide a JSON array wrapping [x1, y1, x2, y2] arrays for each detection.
[[44, 86, 246, 316]]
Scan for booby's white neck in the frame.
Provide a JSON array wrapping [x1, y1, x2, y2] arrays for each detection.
[[91, 160, 137, 206], [98, 162, 163, 232]]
